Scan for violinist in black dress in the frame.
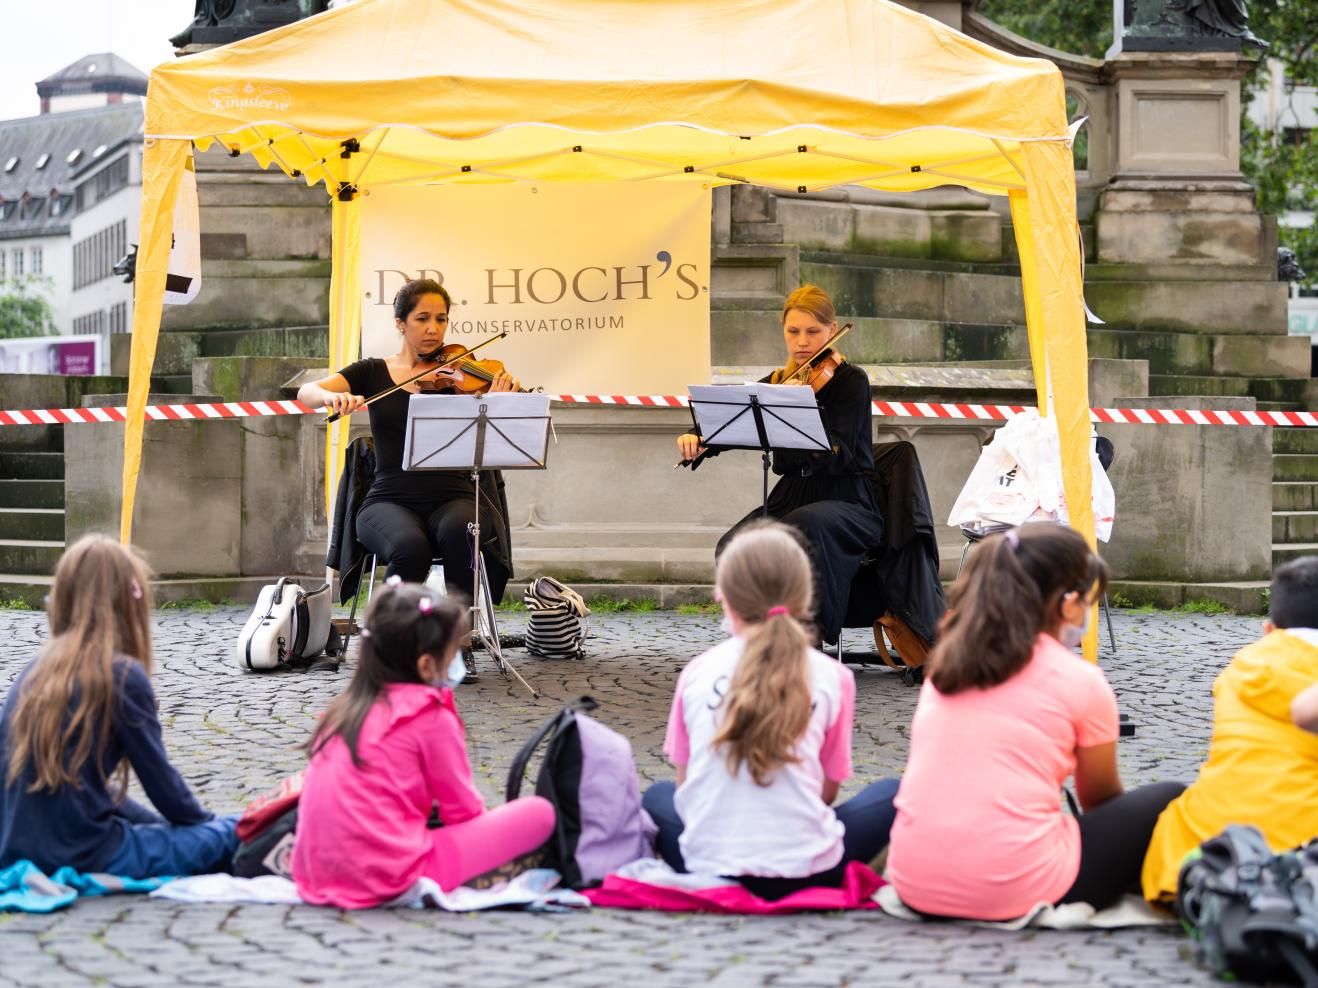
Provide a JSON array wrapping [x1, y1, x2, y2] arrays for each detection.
[[298, 278, 521, 614], [677, 285, 884, 644]]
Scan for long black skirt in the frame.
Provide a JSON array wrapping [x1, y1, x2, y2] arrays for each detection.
[[717, 499, 885, 644]]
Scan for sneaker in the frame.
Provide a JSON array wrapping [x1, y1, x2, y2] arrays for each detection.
[[461, 648, 479, 683]]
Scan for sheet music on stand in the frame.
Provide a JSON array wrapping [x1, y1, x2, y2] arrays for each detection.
[[403, 391, 551, 472], [687, 383, 830, 514], [400, 392, 552, 698]]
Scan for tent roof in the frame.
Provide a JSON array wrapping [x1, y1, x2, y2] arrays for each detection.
[[145, 0, 1070, 196]]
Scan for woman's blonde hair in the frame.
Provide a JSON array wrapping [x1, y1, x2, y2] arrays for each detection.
[[711, 522, 815, 786], [6, 534, 154, 795], [781, 284, 836, 327]]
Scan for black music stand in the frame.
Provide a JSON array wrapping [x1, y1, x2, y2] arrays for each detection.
[[402, 392, 551, 698], [687, 383, 831, 515]]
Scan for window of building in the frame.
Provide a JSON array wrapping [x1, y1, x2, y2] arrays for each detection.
[[0, 201, 15, 221], [0, 251, 6, 280], [20, 198, 44, 220], [35, 153, 49, 170], [3, 156, 17, 173], [66, 148, 82, 165], [31, 246, 42, 275], [13, 249, 24, 278], [93, 144, 107, 159], [50, 194, 71, 217]]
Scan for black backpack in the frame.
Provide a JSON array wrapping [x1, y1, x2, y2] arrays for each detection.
[[1177, 825, 1318, 986]]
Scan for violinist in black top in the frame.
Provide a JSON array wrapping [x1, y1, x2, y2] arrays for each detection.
[[677, 285, 884, 644], [298, 278, 521, 608]]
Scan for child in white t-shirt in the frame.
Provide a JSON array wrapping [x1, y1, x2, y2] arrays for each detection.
[[642, 522, 899, 900]]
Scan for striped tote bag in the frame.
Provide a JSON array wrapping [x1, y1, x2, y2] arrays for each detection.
[[524, 576, 591, 660]]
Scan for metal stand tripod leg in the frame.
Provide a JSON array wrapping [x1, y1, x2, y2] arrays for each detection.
[[468, 468, 539, 698]]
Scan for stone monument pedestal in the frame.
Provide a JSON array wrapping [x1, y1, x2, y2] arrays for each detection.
[[1097, 50, 1271, 269]]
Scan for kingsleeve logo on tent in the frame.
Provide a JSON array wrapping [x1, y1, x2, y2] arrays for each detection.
[[207, 82, 293, 113]]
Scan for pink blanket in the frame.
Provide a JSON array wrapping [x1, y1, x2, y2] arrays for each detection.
[[583, 861, 884, 914]]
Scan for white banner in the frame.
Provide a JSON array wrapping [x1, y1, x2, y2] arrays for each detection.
[[358, 183, 711, 395], [163, 151, 201, 306]]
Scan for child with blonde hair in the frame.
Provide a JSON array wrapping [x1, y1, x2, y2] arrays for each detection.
[[643, 522, 898, 900], [0, 535, 237, 877]]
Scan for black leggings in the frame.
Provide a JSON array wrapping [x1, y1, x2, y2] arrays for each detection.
[[1057, 781, 1185, 909], [355, 498, 509, 602]]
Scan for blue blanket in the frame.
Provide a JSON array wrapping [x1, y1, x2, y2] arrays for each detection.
[[0, 860, 170, 913]]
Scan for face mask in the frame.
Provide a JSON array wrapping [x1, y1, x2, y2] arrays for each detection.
[[1060, 603, 1092, 649], [429, 651, 467, 688]]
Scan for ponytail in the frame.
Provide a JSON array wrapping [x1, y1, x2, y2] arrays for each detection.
[[710, 523, 815, 786], [929, 524, 1109, 694]]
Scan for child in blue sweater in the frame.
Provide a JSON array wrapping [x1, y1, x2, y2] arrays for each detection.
[[0, 535, 236, 877]]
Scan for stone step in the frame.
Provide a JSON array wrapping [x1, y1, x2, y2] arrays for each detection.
[[1274, 511, 1318, 544], [515, 525, 725, 550], [799, 258, 1288, 335], [1274, 543, 1318, 567], [1274, 482, 1318, 511], [511, 546, 716, 583], [0, 509, 63, 542], [1275, 429, 1318, 455], [1149, 375, 1252, 398], [161, 259, 331, 331], [1088, 329, 1311, 379], [1274, 455, 1318, 482], [0, 574, 51, 607], [1106, 579, 1270, 614], [0, 451, 64, 480], [0, 539, 64, 576], [1149, 376, 1316, 407], [0, 479, 63, 509]]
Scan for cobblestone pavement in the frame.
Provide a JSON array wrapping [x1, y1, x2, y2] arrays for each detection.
[[0, 605, 1263, 987]]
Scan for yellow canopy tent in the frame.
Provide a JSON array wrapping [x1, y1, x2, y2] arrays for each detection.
[[126, 0, 1095, 646]]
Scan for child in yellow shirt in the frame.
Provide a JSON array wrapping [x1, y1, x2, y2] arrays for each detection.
[[1142, 557, 1318, 903]]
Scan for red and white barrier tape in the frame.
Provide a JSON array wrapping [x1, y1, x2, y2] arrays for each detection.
[[0, 396, 1315, 428]]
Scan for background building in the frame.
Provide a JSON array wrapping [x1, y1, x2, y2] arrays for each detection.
[[0, 55, 145, 355]]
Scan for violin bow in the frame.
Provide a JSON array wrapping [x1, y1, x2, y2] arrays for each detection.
[[324, 331, 509, 423]]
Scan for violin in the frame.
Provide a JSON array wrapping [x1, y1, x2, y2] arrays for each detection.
[[324, 330, 522, 423], [676, 322, 854, 470], [417, 343, 533, 395], [769, 322, 853, 393]]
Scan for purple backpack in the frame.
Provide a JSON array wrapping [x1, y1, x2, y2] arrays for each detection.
[[506, 697, 650, 888]]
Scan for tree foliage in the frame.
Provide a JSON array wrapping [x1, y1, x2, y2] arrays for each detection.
[[0, 277, 55, 340], [978, 0, 1318, 285]]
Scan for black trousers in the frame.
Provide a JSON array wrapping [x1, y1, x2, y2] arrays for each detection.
[[1057, 781, 1186, 909], [717, 499, 883, 644], [355, 498, 509, 602]]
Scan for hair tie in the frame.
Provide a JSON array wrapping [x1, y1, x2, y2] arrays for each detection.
[[418, 597, 433, 614], [1004, 529, 1020, 552], [766, 606, 790, 618]]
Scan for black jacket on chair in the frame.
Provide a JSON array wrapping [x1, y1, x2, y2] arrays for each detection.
[[842, 440, 946, 644], [326, 436, 514, 604]]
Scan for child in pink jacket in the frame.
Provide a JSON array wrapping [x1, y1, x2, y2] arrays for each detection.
[[292, 583, 554, 908]]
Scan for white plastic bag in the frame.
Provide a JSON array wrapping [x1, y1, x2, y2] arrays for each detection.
[[948, 410, 1114, 542]]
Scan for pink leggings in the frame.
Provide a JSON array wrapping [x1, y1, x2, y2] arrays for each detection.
[[423, 796, 556, 891]]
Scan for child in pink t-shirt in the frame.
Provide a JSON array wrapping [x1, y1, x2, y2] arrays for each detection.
[[292, 584, 554, 909], [886, 525, 1183, 920], [643, 522, 899, 900]]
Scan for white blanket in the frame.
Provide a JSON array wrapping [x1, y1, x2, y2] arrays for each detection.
[[150, 869, 591, 912], [875, 884, 1173, 930]]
